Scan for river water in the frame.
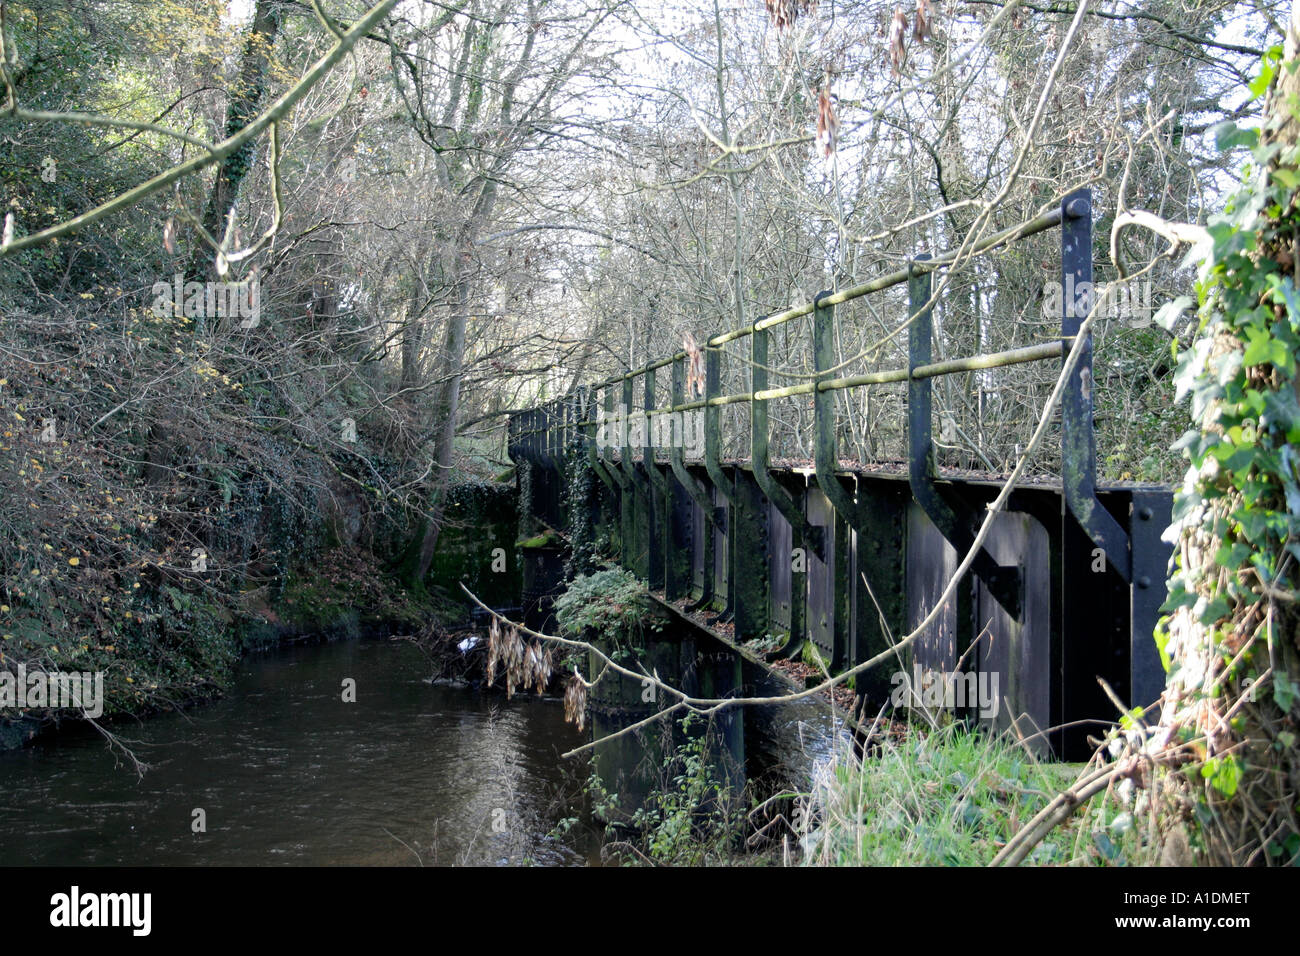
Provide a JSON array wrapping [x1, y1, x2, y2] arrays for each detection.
[[0, 637, 596, 865]]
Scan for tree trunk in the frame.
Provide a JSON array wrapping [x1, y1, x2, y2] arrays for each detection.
[[185, 0, 284, 284]]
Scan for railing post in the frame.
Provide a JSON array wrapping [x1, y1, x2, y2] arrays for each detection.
[[643, 366, 665, 589], [752, 323, 824, 562], [603, 385, 630, 561], [750, 323, 814, 655], [811, 292, 859, 672], [1129, 491, 1172, 709], [671, 356, 714, 607], [906, 257, 1021, 622], [621, 375, 645, 575], [704, 344, 734, 614], [585, 385, 617, 492], [1061, 187, 1130, 582]]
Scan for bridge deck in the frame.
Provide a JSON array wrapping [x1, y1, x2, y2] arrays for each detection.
[[597, 451, 1170, 495]]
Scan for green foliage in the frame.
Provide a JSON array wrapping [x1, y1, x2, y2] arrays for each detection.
[[516, 459, 534, 541], [583, 714, 750, 866], [1159, 46, 1300, 692], [800, 724, 1158, 866], [564, 423, 598, 581], [1154, 45, 1300, 863], [552, 569, 664, 643], [0, 1, 201, 299]]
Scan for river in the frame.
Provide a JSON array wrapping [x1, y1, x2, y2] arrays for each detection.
[[0, 637, 597, 865]]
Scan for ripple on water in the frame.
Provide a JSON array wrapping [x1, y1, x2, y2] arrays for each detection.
[[0, 638, 593, 866]]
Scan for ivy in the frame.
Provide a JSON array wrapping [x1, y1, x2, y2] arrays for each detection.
[[564, 407, 598, 581], [1155, 45, 1300, 864]]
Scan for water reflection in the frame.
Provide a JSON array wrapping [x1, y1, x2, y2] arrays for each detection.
[[0, 638, 594, 866]]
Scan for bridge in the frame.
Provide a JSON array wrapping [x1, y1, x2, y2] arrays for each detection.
[[505, 188, 1173, 762]]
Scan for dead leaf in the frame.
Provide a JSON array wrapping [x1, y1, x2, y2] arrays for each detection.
[[889, 9, 908, 77], [684, 332, 706, 398], [913, 0, 931, 43], [815, 85, 839, 157]]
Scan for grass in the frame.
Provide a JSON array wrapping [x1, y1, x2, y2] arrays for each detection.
[[797, 721, 1162, 866]]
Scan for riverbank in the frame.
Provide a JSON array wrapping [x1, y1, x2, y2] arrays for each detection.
[[0, 481, 520, 751]]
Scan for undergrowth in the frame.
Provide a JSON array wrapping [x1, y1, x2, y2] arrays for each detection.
[[797, 722, 1162, 866]]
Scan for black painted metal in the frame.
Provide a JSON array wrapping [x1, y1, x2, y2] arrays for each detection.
[[603, 386, 630, 561], [1129, 490, 1173, 710], [669, 356, 716, 611], [806, 487, 835, 662], [502, 196, 1180, 760], [731, 468, 770, 641], [703, 346, 736, 517], [644, 366, 667, 588], [768, 497, 794, 635], [811, 294, 866, 672], [907, 256, 1021, 619], [622, 375, 650, 578], [850, 476, 908, 704], [703, 346, 735, 618], [1061, 188, 1131, 583]]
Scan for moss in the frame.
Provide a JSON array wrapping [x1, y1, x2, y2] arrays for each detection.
[[802, 642, 827, 673], [517, 529, 561, 549], [275, 548, 440, 636], [426, 482, 521, 609]]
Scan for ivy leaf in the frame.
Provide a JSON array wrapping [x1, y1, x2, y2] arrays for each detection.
[[1201, 755, 1243, 798], [1242, 327, 1274, 369], [1214, 541, 1252, 572], [1213, 121, 1259, 152], [1198, 594, 1232, 625], [1154, 296, 1194, 332], [1274, 167, 1300, 191], [1274, 671, 1297, 712], [1247, 47, 1282, 101]]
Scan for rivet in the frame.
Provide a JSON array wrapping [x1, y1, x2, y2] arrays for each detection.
[[1138, 576, 1151, 589]]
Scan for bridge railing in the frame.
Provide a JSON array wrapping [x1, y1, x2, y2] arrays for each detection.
[[506, 188, 1172, 753], [510, 188, 1126, 588]]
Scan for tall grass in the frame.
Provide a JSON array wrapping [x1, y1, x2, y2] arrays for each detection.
[[797, 722, 1161, 866]]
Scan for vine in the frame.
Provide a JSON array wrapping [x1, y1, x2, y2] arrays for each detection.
[[1154, 44, 1300, 865], [516, 457, 534, 542], [564, 423, 597, 581]]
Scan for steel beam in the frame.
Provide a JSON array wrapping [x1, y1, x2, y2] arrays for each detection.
[[1129, 490, 1172, 711], [906, 256, 1022, 620], [1061, 188, 1131, 583], [643, 366, 667, 588], [751, 323, 826, 562]]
